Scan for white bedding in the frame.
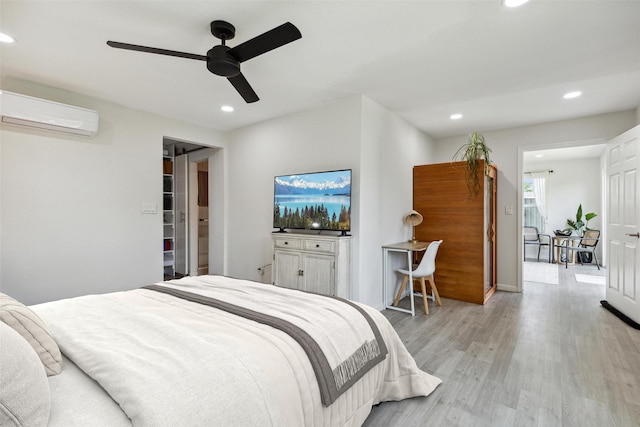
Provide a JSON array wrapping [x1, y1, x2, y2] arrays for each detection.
[[47, 355, 132, 426], [32, 275, 441, 426]]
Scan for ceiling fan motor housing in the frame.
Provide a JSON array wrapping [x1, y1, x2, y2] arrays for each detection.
[[206, 45, 240, 77]]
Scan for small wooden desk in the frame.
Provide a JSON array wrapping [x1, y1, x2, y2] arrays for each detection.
[[552, 236, 576, 264], [382, 241, 429, 316]]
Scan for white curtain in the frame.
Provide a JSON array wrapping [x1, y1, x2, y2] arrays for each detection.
[[530, 172, 548, 232]]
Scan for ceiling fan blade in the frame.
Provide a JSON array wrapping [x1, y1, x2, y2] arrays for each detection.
[[107, 41, 207, 61], [227, 22, 301, 63], [227, 73, 259, 103]]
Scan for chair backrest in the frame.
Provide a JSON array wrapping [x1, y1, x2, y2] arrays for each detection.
[[523, 226, 540, 242], [580, 229, 600, 247], [413, 240, 443, 277]]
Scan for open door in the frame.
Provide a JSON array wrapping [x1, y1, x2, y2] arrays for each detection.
[[604, 124, 640, 326], [174, 154, 189, 276]]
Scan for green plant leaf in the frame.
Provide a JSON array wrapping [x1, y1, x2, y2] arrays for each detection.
[[452, 132, 492, 194]]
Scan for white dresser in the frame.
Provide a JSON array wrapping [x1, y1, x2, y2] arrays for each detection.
[[271, 233, 351, 299]]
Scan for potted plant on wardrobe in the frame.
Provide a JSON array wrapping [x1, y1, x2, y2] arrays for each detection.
[[453, 132, 493, 194]]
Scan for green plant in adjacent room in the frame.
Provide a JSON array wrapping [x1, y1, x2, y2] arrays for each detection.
[[453, 132, 492, 194], [564, 204, 597, 236]]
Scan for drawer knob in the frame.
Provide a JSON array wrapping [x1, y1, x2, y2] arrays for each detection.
[[284, 241, 288, 245], [316, 244, 320, 248]]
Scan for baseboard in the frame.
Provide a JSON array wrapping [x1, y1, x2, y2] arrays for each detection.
[[497, 283, 519, 292]]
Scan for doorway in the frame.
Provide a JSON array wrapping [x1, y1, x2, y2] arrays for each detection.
[[163, 138, 217, 278], [520, 143, 607, 290]]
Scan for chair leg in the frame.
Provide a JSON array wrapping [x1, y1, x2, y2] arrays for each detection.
[[593, 251, 600, 270], [419, 277, 429, 315], [393, 275, 409, 307], [537, 245, 541, 261], [428, 275, 442, 306]]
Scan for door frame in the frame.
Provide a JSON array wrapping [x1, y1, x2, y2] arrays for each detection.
[[517, 138, 609, 293], [163, 137, 226, 278]]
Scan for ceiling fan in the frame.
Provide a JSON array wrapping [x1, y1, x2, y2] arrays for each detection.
[[107, 20, 302, 103]]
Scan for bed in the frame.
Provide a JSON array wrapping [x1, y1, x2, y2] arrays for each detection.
[[0, 275, 441, 426]]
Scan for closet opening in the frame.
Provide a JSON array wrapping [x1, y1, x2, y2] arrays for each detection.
[[163, 138, 217, 279]]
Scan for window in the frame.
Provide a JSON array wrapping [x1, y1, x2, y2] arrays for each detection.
[[524, 177, 545, 232]]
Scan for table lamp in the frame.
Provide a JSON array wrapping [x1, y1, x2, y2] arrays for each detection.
[[403, 210, 423, 244]]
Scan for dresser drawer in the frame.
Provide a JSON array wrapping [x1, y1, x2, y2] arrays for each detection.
[[303, 239, 335, 253], [273, 237, 302, 249]]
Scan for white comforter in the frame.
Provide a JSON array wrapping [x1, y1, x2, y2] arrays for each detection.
[[33, 275, 441, 426]]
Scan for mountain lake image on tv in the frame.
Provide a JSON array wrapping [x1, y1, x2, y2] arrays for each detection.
[[273, 169, 351, 232]]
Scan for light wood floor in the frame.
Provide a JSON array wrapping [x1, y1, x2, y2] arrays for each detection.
[[364, 263, 640, 427]]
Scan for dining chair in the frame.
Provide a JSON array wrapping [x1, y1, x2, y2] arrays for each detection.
[[523, 226, 552, 263], [565, 229, 600, 269], [393, 240, 443, 315]]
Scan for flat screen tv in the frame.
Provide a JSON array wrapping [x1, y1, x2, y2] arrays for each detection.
[[273, 169, 351, 234]]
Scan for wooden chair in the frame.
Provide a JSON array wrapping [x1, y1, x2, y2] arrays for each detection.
[[393, 240, 443, 315], [565, 229, 600, 269]]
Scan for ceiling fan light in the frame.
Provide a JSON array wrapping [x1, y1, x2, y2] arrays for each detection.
[[502, 0, 529, 8], [221, 105, 234, 112], [563, 91, 582, 99]]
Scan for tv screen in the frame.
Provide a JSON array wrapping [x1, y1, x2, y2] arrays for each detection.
[[273, 169, 351, 232]]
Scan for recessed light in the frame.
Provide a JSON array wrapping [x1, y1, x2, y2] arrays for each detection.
[[450, 113, 463, 120], [0, 32, 16, 43], [535, 154, 544, 158], [220, 105, 234, 112], [563, 91, 582, 99], [502, 0, 529, 7]]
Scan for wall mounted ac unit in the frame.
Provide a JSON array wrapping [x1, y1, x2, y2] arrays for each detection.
[[0, 90, 99, 137]]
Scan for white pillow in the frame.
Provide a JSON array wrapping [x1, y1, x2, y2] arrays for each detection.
[[0, 322, 51, 427], [0, 293, 62, 376]]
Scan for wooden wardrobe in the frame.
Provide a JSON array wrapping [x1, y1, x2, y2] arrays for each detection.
[[413, 160, 497, 304]]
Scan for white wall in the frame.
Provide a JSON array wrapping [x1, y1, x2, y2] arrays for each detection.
[[1, 84, 435, 309], [433, 110, 636, 290], [226, 96, 362, 285], [0, 79, 226, 305], [226, 95, 435, 309], [358, 97, 435, 307]]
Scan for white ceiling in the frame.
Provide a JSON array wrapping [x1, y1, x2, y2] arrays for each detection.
[[1, 1, 639, 138], [523, 143, 607, 168]]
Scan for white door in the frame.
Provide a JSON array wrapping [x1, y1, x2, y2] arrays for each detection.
[[174, 154, 189, 276], [606, 124, 640, 324]]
